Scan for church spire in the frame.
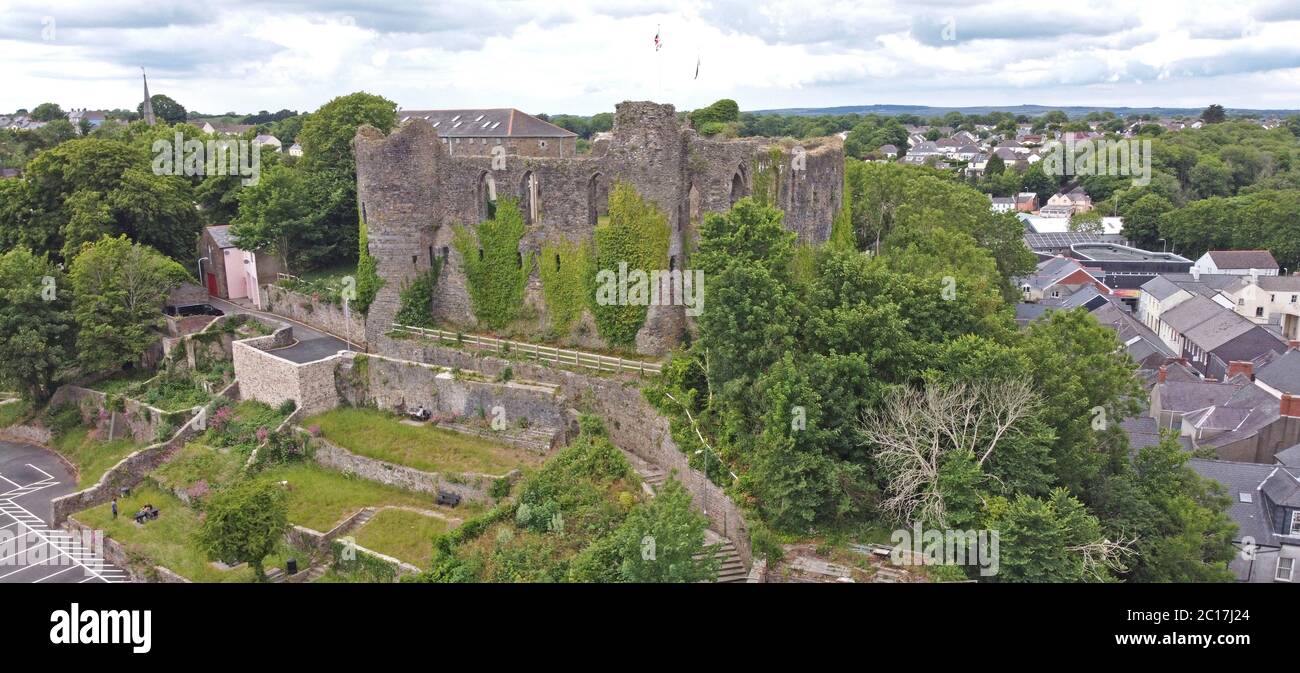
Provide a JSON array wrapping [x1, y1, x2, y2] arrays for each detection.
[[141, 67, 156, 125]]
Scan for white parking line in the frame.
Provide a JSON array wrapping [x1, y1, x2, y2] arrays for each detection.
[[25, 464, 54, 481], [33, 565, 79, 583]]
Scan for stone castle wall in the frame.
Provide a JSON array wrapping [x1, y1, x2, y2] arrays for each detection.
[[356, 101, 844, 354]]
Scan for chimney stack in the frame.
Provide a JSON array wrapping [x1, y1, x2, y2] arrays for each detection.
[[1191, 267, 1201, 281], [1282, 394, 1300, 418], [1288, 339, 1300, 351], [1226, 361, 1255, 381], [1157, 365, 1168, 384]]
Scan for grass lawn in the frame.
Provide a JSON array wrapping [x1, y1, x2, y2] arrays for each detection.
[[307, 407, 541, 476], [0, 398, 32, 427], [129, 374, 212, 412], [352, 508, 450, 567], [258, 462, 463, 532], [76, 483, 299, 583], [51, 427, 142, 489], [86, 369, 155, 395], [152, 442, 247, 495]]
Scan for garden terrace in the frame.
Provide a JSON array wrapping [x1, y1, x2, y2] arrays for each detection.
[[51, 426, 144, 490], [74, 482, 302, 583], [257, 461, 466, 533], [119, 371, 213, 413], [351, 508, 452, 567], [304, 407, 544, 476], [151, 441, 248, 502], [85, 369, 155, 395]]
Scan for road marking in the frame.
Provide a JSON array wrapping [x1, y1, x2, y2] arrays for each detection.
[[24, 464, 54, 481]]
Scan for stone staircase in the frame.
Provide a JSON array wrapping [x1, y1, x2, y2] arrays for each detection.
[[438, 420, 558, 455], [699, 530, 748, 583], [620, 451, 748, 584]]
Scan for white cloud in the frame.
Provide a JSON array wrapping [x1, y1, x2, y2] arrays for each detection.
[[1, 0, 1299, 115]]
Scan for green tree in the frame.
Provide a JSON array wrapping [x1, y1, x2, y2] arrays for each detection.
[[1120, 193, 1174, 248], [30, 103, 66, 122], [138, 94, 187, 125], [570, 479, 719, 582], [1190, 155, 1233, 198], [232, 163, 339, 269], [68, 236, 189, 373], [986, 489, 1123, 583], [1127, 435, 1238, 582], [0, 248, 76, 401], [1068, 209, 1104, 234], [296, 92, 396, 174], [1201, 104, 1226, 124], [195, 479, 289, 581], [1016, 309, 1144, 493]]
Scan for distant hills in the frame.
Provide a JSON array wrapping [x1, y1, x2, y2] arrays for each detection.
[[745, 104, 1300, 119]]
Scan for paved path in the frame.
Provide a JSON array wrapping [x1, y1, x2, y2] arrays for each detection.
[[0, 441, 128, 583], [208, 296, 352, 363]]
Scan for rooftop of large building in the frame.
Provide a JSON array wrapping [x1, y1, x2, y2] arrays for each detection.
[[397, 108, 577, 139]]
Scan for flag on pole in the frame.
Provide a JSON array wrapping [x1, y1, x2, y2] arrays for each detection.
[[654, 25, 661, 51]]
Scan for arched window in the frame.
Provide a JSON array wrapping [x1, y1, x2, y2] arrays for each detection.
[[520, 171, 539, 224], [730, 166, 747, 206], [478, 172, 497, 221], [587, 174, 599, 227]]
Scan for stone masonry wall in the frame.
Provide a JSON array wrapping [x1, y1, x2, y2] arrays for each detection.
[[356, 101, 844, 356], [375, 334, 752, 567], [312, 437, 515, 504], [342, 354, 565, 431], [263, 284, 368, 349]]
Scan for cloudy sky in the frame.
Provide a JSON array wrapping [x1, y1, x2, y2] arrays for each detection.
[[2, 0, 1300, 116]]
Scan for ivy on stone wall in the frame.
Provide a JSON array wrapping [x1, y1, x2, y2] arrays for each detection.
[[750, 146, 785, 208], [395, 257, 441, 328], [828, 170, 855, 251], [538, 238, 590, 337], [588, 183, 670, 346], [452, 198, 532, 331], [355, 211, 383, 314]]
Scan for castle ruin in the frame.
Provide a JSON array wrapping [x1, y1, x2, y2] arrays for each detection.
[[355, 101, 844, 355]]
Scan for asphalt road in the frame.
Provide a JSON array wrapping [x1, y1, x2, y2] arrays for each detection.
[[208, 297, 351, 364], [0, 441, 128, 583]]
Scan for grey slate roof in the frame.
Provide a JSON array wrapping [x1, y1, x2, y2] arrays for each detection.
[[1256, 349, 1300, 395], [1181, 311, 1256, 351], [1188, 459, 1280, 544], [1160, 295, 1229, 334], [1157, 380, 1240, 412], [1207, 250, 1278, 270], [1261, 468, 1300, 508], [1140, 275, 1187, 302], [1276, 443, 1300, 467], [206, 224, 234, 249], [397, 109, 576, 139], [1257, 275, 1300, 292]]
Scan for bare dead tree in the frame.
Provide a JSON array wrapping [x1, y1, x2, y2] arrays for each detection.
[[857, 379, 1040, 527], [1069, 535, 1139, 582]]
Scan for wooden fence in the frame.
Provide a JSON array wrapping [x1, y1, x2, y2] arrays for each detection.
[[390, 324, 662, 375]]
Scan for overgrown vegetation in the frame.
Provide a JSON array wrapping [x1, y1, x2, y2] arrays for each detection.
[[588, 183, 671, 345], [394, 259, 441, 328], [647, 170, 1238, 583], [537, 238, 590, 336], [409, 417, 718, 583], [453, 198, 531, 331]]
